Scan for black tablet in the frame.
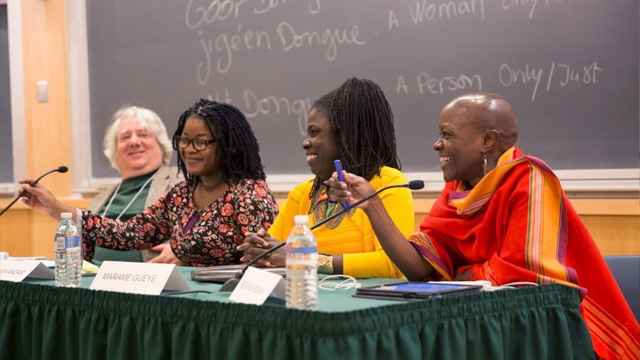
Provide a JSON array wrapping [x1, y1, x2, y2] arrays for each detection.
[[354, 282, 482, 301]]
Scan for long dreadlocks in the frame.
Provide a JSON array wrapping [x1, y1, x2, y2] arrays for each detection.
[[310, 77, 401, 197], [172, 99, 266, 185]]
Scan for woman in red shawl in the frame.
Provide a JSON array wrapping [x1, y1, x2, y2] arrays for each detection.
[[327, 93, 639, 360]]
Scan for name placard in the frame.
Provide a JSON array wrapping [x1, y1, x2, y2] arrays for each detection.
[[90, 261, 189, 295], [229, 266, 285, 305], [0, 260, 54, 282]]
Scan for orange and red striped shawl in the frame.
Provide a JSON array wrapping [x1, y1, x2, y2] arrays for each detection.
[[409, 147, 639, 360]]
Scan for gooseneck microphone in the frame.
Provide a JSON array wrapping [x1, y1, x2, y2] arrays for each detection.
[[219, 180, 425, 291], [0, 166, 69, 217]]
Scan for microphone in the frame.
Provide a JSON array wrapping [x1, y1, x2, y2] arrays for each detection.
[[219, 179, 425, 291], [0, 166, 69, 217]]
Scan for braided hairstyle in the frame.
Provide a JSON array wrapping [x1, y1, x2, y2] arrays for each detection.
[[310, 77, 401, 196], [172, 99, 266, 185]]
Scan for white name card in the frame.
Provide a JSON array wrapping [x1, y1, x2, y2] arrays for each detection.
[[90, 261, 190, 295], [0, 260, 54, 282], [229, 266, 285, 305]]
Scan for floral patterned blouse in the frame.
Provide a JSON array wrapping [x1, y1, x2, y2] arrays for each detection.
[[82, 178, 278, 267]]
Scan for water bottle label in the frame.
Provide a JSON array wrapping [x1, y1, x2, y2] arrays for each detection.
[[286, 246, 318, 254], [66, 236, 80, 248], [55, 236, 66, 250], [56, 236, 80, 250]]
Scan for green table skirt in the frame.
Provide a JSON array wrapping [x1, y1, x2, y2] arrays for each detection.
[[0, 281, 593, 360]]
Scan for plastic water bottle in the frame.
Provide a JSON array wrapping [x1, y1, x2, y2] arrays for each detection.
[[285, 215, 318, 310], [54, 212, 82, 287]]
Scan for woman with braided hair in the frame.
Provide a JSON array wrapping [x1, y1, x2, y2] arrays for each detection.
[[19, 99, 278, 267], [240, 78, 414, 278]]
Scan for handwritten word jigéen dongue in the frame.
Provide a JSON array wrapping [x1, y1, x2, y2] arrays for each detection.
[[196, 22, 366, 84]]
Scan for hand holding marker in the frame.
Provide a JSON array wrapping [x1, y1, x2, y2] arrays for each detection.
[[333, 160, 350, 210]]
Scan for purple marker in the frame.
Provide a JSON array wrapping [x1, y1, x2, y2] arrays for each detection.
[[334, 160, 350, 210]]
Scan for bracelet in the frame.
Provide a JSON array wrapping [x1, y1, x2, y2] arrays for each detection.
[[317, 254, 334, 275]]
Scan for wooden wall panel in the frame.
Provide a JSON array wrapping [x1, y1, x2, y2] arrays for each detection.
[[581, 216, 640, 255], [0, 206, 31, 256], [1, 196, 638, 258], [22, 0, 71, 197], [0, 199, 91, 258], [29, 211, 59, 259]]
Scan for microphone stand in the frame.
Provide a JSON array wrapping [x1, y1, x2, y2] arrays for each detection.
[[0, 166, 68, 217], [219, 181, 423, 292]]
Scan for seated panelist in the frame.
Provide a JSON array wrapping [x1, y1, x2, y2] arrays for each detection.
[[19, 100, 278, 267], [327, 93, 639, 360], [90, 105, 183, 265], [240, 78, 414, 279]]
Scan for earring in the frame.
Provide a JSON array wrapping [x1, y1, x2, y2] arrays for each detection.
[[483, 151, 488, 175]]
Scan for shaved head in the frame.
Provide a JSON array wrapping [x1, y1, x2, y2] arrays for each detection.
[[442, 93, 519, 153]]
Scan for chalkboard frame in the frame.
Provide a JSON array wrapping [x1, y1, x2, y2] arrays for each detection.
[[65, 0, 639, 195]]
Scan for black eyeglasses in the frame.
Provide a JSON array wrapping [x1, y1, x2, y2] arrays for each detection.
[[174, 135, 216, 151]]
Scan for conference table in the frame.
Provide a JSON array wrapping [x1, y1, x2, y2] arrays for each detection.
[[0, 267, 593, 360]]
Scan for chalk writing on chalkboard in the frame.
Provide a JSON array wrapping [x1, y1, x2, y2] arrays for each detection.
[[82, 0, 638, 178]]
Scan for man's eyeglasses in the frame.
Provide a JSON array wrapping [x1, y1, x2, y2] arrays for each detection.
[[174, 135, 216, 151]]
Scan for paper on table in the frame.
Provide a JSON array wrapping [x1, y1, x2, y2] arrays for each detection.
[[82, 261, 99, 275]]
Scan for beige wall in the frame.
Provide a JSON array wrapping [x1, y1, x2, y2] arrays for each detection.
[[0, 0, 638, 259]]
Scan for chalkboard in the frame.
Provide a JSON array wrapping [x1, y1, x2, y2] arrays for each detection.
[[0, 4, 13, 183], [85, 0, 639, 179]]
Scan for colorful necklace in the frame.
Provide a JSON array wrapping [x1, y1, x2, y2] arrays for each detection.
[[311, 184, 354, 229]]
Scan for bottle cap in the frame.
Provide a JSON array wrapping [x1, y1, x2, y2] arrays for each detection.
[[61, 212, 72, 220], [293, 215, 309, 224]]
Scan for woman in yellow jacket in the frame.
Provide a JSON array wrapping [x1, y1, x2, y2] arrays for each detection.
[[239, 78, 414, 279]]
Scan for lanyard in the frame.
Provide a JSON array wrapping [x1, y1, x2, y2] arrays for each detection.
[[101, 173, 156, 221]]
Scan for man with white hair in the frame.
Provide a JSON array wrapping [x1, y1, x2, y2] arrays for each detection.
[[90, 105, 182, 264]]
